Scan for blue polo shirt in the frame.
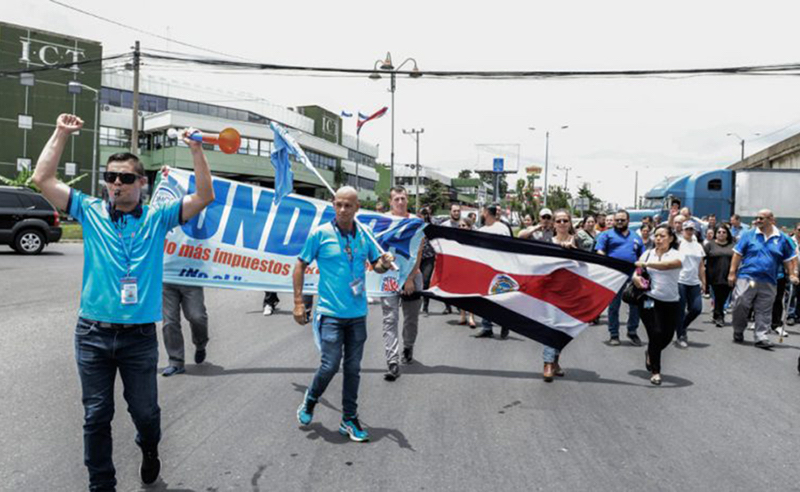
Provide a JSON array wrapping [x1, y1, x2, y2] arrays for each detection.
[[299, 220, 380, 319], [594, 228, 643, 263], [69, 189, 183, 323], [733, 227, 796, 284]]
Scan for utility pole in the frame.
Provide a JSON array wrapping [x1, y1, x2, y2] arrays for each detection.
[[403, 128, 424, 211], [557, 165, 572, 191], [131, 41, 141, 155]]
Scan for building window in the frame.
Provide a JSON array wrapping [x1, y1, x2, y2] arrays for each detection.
[[259, 140, 271, 157], [358, 177, 376, 190], [708, 179, 722, 191], [99, 127, 131, 147]]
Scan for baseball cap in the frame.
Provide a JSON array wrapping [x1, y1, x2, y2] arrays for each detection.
[[683, 220, 697, 230], [539, 208, 553, 217]]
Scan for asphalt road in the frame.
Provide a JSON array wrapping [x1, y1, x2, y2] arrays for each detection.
[[2, 243, 800, 491]]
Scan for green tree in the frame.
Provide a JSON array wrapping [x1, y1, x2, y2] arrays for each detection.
[[422, 179, 450, 214], [476, 172, 508, 200], [576, 183, 600, 213], [546, 185, 572, 212], [458, 169, 472, 179], [333, 162, 346, 189], [0, 168, 87, 192]]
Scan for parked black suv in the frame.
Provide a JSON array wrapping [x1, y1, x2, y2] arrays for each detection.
[[0, 186, 63, 254]]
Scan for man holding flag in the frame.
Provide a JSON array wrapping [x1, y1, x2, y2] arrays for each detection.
[[293, 187, 395, 442]]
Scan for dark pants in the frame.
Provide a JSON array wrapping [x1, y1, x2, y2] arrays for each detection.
[[711, 284, 732, 322], [263, 291, 279, 308], [678, 283, 703, 338], [75, 318, 161, 492], [307, 315, 367, 419], [420, 257, 435, 311], [772, 277, 787, 328], [639, 298, 680, 374], [162, 284, 209, 368]]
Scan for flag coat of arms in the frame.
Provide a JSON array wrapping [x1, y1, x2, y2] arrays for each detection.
[[423, 225, 635, 350]]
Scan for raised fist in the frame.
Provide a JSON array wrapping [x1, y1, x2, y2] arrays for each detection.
[[56, 114, 84, 134]]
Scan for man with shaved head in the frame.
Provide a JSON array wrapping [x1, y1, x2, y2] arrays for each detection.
[[728, 209, 798, 348], [292, 186, 394, 442]]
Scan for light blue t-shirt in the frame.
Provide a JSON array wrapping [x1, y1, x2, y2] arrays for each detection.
[[734, 228, 796, 285], [299, 221, 380, 319], [69, 189, 183, 323]]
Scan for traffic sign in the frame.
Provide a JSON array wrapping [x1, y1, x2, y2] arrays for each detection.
[[493, 158, 504, 173]]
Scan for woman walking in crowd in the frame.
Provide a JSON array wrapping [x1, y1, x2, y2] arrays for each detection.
[[639, 223, 654, 251], [457, 219, 477, 328], [576, 214, 596, 252], [634, 225, 682, 385], [676, 221, 706, 348], [704, 224, 734, 327], [419, 207, 437, 315], [543, 209, 578, 382]]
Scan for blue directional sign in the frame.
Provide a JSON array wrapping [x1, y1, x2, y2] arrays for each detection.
[[493, 158, 504, 173]]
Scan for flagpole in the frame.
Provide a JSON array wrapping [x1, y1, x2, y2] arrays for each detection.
[[271, 122, 398, 270]]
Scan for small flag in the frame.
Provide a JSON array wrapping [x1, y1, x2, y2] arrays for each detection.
[[357, 107, 388, 134], [269, 122, 297, 205], [423, 225, 634, 350], [341, 111, 353, 118]]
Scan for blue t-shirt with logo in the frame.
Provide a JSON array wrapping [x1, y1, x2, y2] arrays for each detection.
[[594, 228, 643, 263], [734, 228, 797, 285], [299, 221, 380, 319], [69, 189, 183, 323]]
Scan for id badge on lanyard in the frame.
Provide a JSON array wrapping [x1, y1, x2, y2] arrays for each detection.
[[121, 276, 139, 305], [117, 220, 139, 305], [340, 227, 362, 297]]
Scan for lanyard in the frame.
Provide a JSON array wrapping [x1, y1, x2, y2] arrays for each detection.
[[114, 215, 141, 276], [333, 220, 358, 281]]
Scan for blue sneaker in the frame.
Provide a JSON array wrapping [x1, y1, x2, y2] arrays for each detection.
[[297, 392, 316, 426], [339, 417, 370, 442], [161, 366, 185, 377]]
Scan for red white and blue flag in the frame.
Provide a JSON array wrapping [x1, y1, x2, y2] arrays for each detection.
[[423, 225, 635, 350], [357, 106, 388, 134]]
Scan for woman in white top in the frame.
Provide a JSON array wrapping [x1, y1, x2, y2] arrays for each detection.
[[542, 209, 578, 382], [633, 225, 683, 385], [675, 221, 706, 348]]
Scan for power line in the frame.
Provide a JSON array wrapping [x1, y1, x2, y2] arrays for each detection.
[[138, 52, 800, 80], [48, 0, 250, 61]]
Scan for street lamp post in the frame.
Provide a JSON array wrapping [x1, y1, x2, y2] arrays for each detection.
[[68, 81, 100, 197], [556, 165, 572, 191], [403, 128, 424, 211], [528, 125, 568, 207], [370, 52, 422, 188]]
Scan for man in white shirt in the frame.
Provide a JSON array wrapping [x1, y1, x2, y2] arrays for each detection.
[[473, 204, 512, 339]]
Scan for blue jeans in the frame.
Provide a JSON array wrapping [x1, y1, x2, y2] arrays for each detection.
[[308, 315, 367, 420], [678, 283, 703, 338], [607, 287, 640, 337], [75, 318, 161, 492], [543, 345, 560, 363]]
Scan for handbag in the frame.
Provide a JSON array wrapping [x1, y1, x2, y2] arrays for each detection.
[[622, 252, 652, 305]]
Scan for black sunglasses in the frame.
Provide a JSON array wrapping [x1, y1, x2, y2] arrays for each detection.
[[540, 215, 552, 220], [555, 219, 570, 224], [104, 171, 141, 184]]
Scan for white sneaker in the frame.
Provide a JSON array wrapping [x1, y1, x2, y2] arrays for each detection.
[[263, 305, 274, 316]]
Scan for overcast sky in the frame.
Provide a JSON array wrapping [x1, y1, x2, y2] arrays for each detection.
[[11, 0, 800, 206]]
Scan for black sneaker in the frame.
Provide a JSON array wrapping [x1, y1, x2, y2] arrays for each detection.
[[733, 332, 744, 343], [628, 333, 643, 346], [472, 330, 493, 339], [140, 448, 161, 485], [608, 337, 621, 346], [401, 347, 414, 364], [194, 348, 206, 364], [384, 362, 400, 381], [500, 327, 510, 339]]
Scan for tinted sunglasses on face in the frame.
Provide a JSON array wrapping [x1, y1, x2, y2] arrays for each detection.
[[540, 215, 552, 220], [555, 219, 570, 224], [104, 171, 141, 184]]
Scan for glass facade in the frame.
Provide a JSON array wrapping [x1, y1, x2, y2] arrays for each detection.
[[348, 149, 377, 168], [100, 87, 270, 125]]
